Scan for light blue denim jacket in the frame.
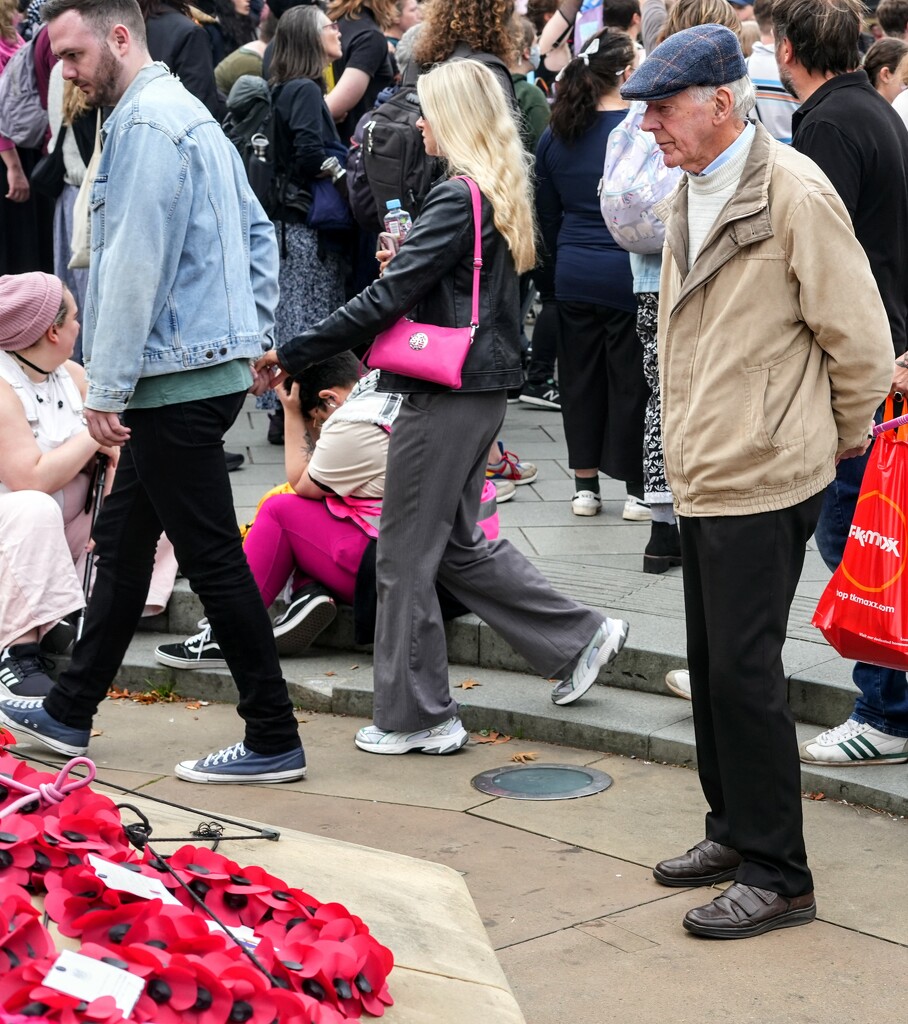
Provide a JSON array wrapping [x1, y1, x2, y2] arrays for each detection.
[[630, 251, 662, 295], [84, 64, 278, 412]]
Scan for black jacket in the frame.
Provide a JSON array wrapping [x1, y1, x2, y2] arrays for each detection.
[[145, 8, 224, 120], [279, 177, 524, 392], [792, 70, 908, 355]]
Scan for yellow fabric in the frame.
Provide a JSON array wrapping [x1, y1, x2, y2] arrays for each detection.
[[239, 482, 294, 541]]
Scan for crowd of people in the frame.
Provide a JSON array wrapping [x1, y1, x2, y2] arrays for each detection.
[[0, 0, 906, 943]]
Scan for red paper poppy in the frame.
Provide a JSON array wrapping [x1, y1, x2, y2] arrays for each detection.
[[0, 892, 55, 971], [129, 959, 199, 1024], [124, 904, 234, 958], [71, 899, 160, 948], [43, 863, 127, 938], [0, 814, 42, 887]]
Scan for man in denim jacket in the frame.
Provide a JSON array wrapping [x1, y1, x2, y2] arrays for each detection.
[[0, 0, 307, 785]]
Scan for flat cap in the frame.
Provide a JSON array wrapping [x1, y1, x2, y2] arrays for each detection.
[[620, 24, 748, 102]]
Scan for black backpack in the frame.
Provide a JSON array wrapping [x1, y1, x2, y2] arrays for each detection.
[[222, 74, 273, 168], [347, 64, 440, 233], [346, 52, 516, 233]]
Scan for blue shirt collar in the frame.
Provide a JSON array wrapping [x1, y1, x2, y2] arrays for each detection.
[[694, 120, 756, 177]]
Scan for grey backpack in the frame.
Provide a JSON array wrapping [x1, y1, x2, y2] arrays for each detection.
[[0, 39, 48, 150]]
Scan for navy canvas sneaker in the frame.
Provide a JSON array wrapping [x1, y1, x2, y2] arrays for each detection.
[[0, 698, 90, 756], [175, 741, 307, 783]]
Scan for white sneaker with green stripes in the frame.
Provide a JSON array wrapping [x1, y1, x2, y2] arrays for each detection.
[[799, 718, 908, 765]]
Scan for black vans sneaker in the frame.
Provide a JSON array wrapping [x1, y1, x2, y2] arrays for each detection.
[[272, 583, 337, 655]]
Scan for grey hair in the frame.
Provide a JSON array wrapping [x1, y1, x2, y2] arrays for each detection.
[[687, 75, 756, 120]]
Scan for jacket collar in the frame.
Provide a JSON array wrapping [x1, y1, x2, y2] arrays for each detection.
[[102, 62, 169, 140], [657, 122, 776, 308]]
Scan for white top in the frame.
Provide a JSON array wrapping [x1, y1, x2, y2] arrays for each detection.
[[687, 127, 756, 266], [746, 42, 800, 146], [0, 351, 85, 509], [892, 89, 908, 132]]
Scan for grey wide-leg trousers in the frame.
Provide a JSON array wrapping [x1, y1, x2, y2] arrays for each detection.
[[373, 389, 603, 732]]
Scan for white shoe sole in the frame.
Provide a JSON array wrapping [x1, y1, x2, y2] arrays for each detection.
[[798, 749, 908, 766], [354, 724, 470, 755], [154, 649, 227, 670], [0, 709, 87, 756], [572, 503, 601, 517], [174, 762, 307, 783], [665, 672, 692, 701], [623, 505, 652, 522], [273, 596, 337, 656], [552, 620, 629, 705], [518, 395, 560, 411]]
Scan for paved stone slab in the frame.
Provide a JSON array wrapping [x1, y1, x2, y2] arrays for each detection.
[[497, 902, 908, 1024]]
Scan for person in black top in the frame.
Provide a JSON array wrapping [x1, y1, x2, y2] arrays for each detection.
[[324, 0, 395, 144], [775, 0, 908, 767], [138, 0, 223, 116]]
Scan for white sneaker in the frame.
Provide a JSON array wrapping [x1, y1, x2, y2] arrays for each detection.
[[623, 496, 652, 521], [799, 719, 908, 765], [665, 669, 692, 700], [551, 618, 629, 705], [354, 716, 469, 755], [572, 490, 601, 517]]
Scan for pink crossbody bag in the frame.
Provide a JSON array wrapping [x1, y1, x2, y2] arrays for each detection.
[[366, 176, 482, 390]]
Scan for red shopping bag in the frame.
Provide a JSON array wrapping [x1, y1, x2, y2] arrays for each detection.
[[812, 427, 908, 670]]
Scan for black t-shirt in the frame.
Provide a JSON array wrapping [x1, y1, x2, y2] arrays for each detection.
[[331, 9, 394, 144], [792, 70, 908, 355]]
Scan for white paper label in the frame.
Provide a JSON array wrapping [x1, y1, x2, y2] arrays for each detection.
[[87, 854, 182, 906], [45, 950, 145, 1015], [205, 919, 261, 950]]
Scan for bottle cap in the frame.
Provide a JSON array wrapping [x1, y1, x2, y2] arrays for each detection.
[[386, 199, 401, 210]]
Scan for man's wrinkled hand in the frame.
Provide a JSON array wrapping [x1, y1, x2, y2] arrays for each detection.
[[84, 408, 131, 447]]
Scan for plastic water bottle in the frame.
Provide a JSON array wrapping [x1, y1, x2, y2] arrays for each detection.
[[384, 199, 413, 244]]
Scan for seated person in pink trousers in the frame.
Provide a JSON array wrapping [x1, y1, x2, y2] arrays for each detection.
[[156, 352, 499, 667]]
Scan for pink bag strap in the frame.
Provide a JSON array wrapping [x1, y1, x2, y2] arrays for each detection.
[[452, 175, 483, 338]]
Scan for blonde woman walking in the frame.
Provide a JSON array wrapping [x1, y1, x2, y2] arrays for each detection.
[[257, 59, 630, 754]]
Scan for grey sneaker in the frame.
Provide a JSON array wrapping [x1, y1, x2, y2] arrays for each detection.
[[551, 618, 629, 705], [354, 716, 469, 755], [175, 741, 307, 783]]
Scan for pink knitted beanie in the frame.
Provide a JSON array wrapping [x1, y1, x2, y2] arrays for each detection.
[[0, 273, 66, 351]]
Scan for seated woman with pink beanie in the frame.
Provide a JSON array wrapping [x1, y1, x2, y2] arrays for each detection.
[[0, 273, 176, 698]]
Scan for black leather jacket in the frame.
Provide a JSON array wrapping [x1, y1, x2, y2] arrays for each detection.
[[278, 177, 524, 392]]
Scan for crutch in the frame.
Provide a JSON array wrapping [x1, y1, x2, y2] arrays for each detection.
[[76, 452, 109, 641]]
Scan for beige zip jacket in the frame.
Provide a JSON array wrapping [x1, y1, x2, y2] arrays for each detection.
[[656, 124, 893, 517]]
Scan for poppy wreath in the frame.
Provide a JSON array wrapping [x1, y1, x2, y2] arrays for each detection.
[[0, 733, 394, 1024]]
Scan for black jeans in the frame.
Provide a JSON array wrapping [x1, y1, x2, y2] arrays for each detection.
[[679, 491, 824, 897], [45, 392, 300, 756]]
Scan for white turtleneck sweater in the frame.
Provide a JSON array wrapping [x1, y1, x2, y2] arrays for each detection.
[[686, 122, 756, 266]]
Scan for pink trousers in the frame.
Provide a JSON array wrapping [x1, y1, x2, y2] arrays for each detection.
[[243, 493, 369, 607]]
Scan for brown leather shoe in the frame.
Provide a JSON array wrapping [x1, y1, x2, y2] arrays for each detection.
[[653, 839, 742, 887], [683, 883, 816, 939]]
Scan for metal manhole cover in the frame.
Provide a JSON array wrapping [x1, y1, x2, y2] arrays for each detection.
[[471, 763, 613, 801]]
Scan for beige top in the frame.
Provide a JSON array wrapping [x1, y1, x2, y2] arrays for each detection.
[[308, 419, 389, 499]]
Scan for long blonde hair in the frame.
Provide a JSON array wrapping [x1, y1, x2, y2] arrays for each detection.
[[417, 60, 536, 274]]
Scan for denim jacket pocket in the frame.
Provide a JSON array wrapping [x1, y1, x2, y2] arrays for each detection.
[[89, 174, 108, 252]]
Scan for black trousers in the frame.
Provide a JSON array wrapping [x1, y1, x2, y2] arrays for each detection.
[[44, 392, 300, 755], [556, 299, 645, 482], [679, 491, 824, 897]]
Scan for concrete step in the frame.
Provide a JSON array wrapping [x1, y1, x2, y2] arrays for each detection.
[[65, 630, 908, 819]]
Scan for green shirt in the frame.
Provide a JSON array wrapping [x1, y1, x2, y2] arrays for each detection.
[[127, 359, 252, 410]]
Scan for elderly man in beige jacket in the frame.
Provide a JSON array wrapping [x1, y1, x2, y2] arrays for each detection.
[[620, 24, 893, 939]]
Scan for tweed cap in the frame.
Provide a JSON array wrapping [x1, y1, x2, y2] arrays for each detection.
[[620, 24, 748, 102], [0, 273, 65, 352]]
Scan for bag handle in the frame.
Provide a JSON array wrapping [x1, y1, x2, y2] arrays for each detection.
[[874, 395, 908, 439], [452, 175, 483, 339]]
